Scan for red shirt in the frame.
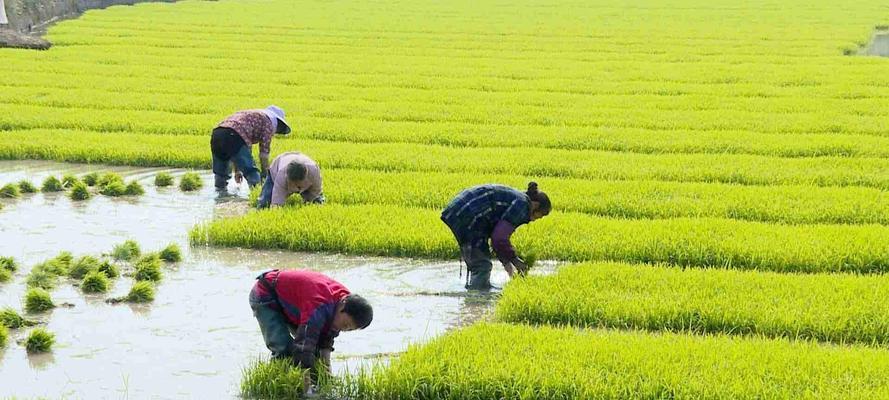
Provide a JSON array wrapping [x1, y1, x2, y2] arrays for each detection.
[[253, 269, 350, 368]]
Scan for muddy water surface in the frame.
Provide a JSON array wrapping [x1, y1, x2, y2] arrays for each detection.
[[0, 161, 528, 399]]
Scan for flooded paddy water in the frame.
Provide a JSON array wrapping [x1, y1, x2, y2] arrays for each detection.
[[0, 160, 535, 399]]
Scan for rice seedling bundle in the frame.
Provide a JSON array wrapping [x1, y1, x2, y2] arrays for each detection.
[[133, 254, 162, 282], [25, 328, 55, 353], [69, 181, 91, 201], [112, 240, 140, 261], [41, 176, 64, 192], [126, 281, 155, 303], [24, 288, 55, 313], [17, 180, 37, 193], [0, 307, 34, 329], [82, 172, 99, 186], [0, 183, 21, 198], [159, 243, 182, 262], [81, 271, 110, 293], [179, 172, 203, 192], [154, 172, 174, 187]]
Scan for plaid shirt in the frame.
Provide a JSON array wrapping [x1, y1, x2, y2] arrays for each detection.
[[441, 184, 531, 245], [217, 110, 275, 156]]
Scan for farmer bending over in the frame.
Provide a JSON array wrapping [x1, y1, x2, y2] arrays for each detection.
[[211, 105, 292, 191], [256, 151, 324, 208], [249, 269, 372, 393], [441, 182, 551, 290]]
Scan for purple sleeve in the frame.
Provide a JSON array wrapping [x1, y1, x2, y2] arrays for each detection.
[[270, 167, 290, 206], [491, 220, 517, 264]]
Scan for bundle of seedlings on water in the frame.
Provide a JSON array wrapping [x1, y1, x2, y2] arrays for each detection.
[[97, 260, 120, 279], [25, 328, 55, 353], [97, 172, 124, 189], [0, 183, 21, 198], [126, 281, 155, 303], [17, 180, 37, 193], [124, 181, 145, 196], [0, 307, 36, 329], [41, 176, 64, 192], [133, 254, 163, 282], [68, 256, 100, 280], [1, 256, 18, 272], [26, 267, 58, 290], [81, 271, 110, 293], [60, 174, 81, 188], [0, 268, 10, 283], [112, 240, 141, 261], [100, 181, 127, 196], [69, 181, 91, 201], [159, 244, 182, 262], [0, 325, 6, 348], [24, 288, 55, 313], [155, 172, 174, 187], [82, 172, 99, 186], [179, 172, 203, 192]]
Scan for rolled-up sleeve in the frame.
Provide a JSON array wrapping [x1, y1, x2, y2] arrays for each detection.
[[491, 220, 517, 264]]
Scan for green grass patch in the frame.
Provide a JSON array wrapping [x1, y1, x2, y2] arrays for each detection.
[[155, 172, 174, 187], [179, 172, 202, 192], [133, 254, 162, 282], [41, 176, 63, 192], [24, 288, 55, 313], [25, 328, 55, 353], [68, 181, 91, 201], [192, 204, 889, 273], [159, 243, 182, 262], [0, 183, 21, 198], [498, 262, 889, 346], [354, 323, 889, 399], [81, 271, 110, 293], [112, 240, 140, 261]]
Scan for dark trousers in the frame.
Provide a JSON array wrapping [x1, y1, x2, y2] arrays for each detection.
[[249, 286, 296, 358], [460, 241, 494, 290], [210, 127, 261, 189]]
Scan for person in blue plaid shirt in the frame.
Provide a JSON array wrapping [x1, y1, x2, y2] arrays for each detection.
[[440, 182, 552, 290]]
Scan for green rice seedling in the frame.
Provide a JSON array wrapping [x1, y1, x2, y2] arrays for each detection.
[[81, 271, 109, 293], [159, 243, 182, 262], [155, 172, 174, 187], [0, 325, 7, 348], [112, 240, 141, 261], [100, 181, 127, 196], [0, 268, 10, 283], [24, 288, 55, 313], [26, 267, 57, 290], [82, 172, 99, 186], [68, 255, 100, 280], [17, 180, 37, 193], [41, 176, 64, 192], [498, 262, 889, 346], [354, 323, 889, 399], [126, 281, 155, 303], [96, 172, 124, 189], [0, 256, 16, 273], [0, 183, 21, 198], [0, 307, 36, 329], [60, 173, 81, 188], [68, 181, 91, 201], [133, 254, 163, 282], [97, 260, 120, 278], [25, 328, 54, 353], [124, 180, 145, 196], [240, 358, 308, 399], [179, 172, 203, 192], [191, 204, 889, 273]]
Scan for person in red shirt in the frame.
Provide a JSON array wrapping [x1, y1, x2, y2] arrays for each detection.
[[249, 269, 372, 391]]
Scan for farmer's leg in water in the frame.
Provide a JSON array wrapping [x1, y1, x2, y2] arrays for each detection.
[[462, 241, 494, 290], [231, 144, 262, 187], [255, 176, 274, 209], [249, 290, 293, 358], [210, 127, 236, 190]]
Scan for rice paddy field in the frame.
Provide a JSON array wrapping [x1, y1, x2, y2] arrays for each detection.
[[1, 0, 889, 398]]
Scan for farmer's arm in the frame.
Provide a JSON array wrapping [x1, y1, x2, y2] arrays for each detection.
[[491, 220, 518, 266], [301, 165, 324, 204], [269, 169, 289, 207], [317, 332, 338, 369]]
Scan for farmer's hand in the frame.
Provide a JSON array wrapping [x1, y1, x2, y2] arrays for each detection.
[[234, 171, 243, 184], [319, 348, 332, 369], [512, 258, 529, 277], [503, 262, 515, 278]]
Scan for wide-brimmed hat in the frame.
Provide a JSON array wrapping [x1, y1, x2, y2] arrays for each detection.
[[264, 105, 292, 135]]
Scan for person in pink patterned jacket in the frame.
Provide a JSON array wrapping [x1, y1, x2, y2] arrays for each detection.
[[210, 105, 292, 191]]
